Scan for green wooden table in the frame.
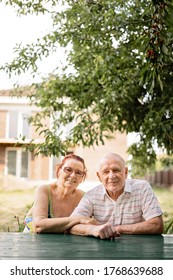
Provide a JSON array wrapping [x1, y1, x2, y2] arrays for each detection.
[[0, 233, 172, 260]]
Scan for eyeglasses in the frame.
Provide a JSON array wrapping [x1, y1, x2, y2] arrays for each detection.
[[62, 167, 85, 178]]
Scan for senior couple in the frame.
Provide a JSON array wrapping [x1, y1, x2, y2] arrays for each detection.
[[24, 153, 163, 238]]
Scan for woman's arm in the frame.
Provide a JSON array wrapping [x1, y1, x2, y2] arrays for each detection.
[[32, 186, 95, 233]]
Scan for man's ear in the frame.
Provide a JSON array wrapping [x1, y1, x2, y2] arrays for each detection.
[[96, 172, 101, 182], [125, 167, 128, 178]]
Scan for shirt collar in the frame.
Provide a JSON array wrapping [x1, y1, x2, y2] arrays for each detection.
[[124, 179, 132, 193], [97, 184, 108, 200]]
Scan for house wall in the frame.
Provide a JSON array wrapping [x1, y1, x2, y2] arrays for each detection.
[[30, 112, 50, 139], [74, 131, 127, 182], [29, 154, 50, 180], [0, 111, 6, 138], [0, 145, 5, 174], [0, 92, 128, 182]]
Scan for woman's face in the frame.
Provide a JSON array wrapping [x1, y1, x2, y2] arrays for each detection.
[[58, 159, 85, 189]]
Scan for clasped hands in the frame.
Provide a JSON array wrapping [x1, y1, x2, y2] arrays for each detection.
[[79, 216, 121, 239], [90, 223, 121, 239]]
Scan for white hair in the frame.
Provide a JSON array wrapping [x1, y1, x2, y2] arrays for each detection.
[[97, 153, 126, 171]]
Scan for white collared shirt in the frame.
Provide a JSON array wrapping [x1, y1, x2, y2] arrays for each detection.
[[71, 179, 163, 225]]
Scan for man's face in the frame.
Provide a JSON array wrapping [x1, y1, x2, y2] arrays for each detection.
[[97, 156, 128, 195]]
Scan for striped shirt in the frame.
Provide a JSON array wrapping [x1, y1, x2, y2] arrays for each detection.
[[71, 179, 163, 225]]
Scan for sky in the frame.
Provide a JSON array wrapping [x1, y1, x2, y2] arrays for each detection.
[[0, 3, 66, 90]]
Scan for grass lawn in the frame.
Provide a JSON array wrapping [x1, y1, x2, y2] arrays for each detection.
[[0, 188, 35, 232], [154, 186, 173, 216], [0, 181, 173, 233], [153, 186, 173, 233]]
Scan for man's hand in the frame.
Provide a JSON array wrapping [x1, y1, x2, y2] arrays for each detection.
[[90, 223, 120, 239]]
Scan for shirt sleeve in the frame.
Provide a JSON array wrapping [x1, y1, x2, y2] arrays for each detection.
[[71, 192, 94, 217], [140, 181, 163, 220]]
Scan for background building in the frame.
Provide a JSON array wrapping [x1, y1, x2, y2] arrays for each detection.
[[0, 90, 128, 184]]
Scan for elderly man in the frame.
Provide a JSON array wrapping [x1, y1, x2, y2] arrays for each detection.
[[70, 153, 163, 239]]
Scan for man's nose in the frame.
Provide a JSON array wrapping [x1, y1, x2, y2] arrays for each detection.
[[108, 170, 115, 177]]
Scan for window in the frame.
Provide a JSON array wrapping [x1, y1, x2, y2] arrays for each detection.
[[7, 111, 31, 139], [22, 113, 30, 138], [21, 151, 29, 178], [7, 150, 17, 176], [6, 149, 29, 178], [9, 111, 18, 138], [51, 112, 75, 140]]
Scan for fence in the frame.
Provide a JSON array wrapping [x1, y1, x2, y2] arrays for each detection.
[[144, 169, 173, 188]]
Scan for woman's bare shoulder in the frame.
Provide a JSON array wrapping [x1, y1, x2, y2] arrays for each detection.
[[35, 184, 50, 194]]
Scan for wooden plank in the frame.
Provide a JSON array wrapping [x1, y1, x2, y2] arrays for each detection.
[[0, 233, 172, 260]]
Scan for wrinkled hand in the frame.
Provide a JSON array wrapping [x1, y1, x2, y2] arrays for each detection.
[[91, 223, 120, 239], [79, 216, 99, 225], [114, 225, 122, 234]]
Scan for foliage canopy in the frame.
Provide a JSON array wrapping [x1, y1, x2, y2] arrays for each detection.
[[1, 0, 173, 176]]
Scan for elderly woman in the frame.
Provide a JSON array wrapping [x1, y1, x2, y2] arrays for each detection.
[[24, 154, 95, 233]]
